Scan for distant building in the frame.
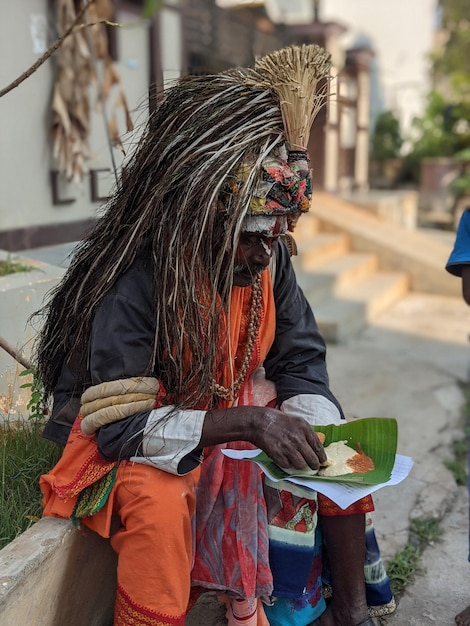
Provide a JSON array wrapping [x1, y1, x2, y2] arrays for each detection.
[[0, 0, 388, 251], [319, 0, 437, 142]]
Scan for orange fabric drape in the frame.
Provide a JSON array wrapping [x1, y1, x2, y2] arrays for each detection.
[[218, 273, 276, 405], [40, 270, 276, 626]]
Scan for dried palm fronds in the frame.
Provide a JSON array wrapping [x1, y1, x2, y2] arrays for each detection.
[[244, 44, 331, 150], [51, 0, 133, 186]]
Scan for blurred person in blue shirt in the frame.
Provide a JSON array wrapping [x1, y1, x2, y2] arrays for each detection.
[[446, 207, 470, 626]]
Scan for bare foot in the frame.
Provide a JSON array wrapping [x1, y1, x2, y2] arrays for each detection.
[[456, 605, 470, 626]]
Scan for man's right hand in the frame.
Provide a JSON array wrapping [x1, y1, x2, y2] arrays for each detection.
[[201, 405, 326, 472]]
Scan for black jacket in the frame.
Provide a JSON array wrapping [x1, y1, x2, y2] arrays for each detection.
[[42, 240, 343, 457]]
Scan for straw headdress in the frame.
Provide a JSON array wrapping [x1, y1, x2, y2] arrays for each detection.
[[245, 44, 332, 151], [217, 44, 332, 232]]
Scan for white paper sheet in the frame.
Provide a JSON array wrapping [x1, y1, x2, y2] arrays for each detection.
[[221, 449, 414, 510]]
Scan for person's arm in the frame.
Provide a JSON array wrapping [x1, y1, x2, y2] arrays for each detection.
[[264, 240, 344, 425], [446, 210, 470, 289], [201, 404, 326, 471], [462, 265, 470, 305], [88, 261, 162, 460]]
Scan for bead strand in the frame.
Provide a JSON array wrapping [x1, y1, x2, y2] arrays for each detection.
[[212, 274, 263, 402]]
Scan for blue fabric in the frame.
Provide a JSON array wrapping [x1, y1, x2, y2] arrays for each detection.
[[363, 515, 394, 606], [264, 526, 325, 626], [468, 425, 470, 563], [269, 535, 317, 599], [446, 209, 470, 276], [264, 595, 326, 626], [445, 209, 470, 560], [264, 480, 320, 601]]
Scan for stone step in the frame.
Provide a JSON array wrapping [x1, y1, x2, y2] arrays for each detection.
[[294, 252, 379, 303], [289, 215, 412, 342], [309, 272, 410, 343], [294, 232, 350, 271], [311, 192, 458, 297], [310, 298, 366, 343], [292, 213, 321, 242]]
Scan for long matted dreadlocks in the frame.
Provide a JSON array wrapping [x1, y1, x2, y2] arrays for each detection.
[[34, 71, 285, 409], [34, 44, 331, 411]]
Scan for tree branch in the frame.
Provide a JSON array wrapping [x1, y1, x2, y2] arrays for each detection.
[[0, 335, 32, 370], [0, 0, 99, 99]]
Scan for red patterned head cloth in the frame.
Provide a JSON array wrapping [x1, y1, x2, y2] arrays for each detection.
[[217, 44, 331, 235], [218, 144, 312, 235]]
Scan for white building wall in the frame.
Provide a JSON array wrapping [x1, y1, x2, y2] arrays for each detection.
[[1, 1, 53, 233], [321, 0, 437, 141], [0, 2, 152, 237], [160, 7, 183, 86]]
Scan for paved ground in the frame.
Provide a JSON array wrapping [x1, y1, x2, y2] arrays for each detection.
[[328, 293, 470, 625]]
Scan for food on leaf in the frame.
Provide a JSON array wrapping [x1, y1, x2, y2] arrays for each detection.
[[318, 440, 374, 476], [281, 437, 374, 478]]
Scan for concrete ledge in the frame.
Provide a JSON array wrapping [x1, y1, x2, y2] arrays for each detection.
[[0, 517, 116, 626], [0, 250, 66, 419], [310, 193, 459, 297], [0, 251, 117, 624]]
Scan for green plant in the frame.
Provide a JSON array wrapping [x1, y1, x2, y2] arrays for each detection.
[[445, 382, 470, 485], [0, 365, 59, 550], [449, 149, 470, 202], [386, 517, 442, 598], [445, 436, 468, 485], [410, 517, 444, 546], [450, 172, 470, 198], [0, 256, 36, 277], [371, 111, 403, 163], [386, 544, 423, 597], [386, 384, 470, 599], [0, 420, 61, 549], [142, 0, 164, 18], [431, 0, 470, 101], [402, 92, 470, 184], [19, 368, 46, 421], [445, 457, 468, 485]]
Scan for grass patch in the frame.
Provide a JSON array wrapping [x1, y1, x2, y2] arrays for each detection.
[[445, 442, 468, 485], [386, 544, 423, 597], [386, 517, 443, 598], [0, 420, 61, 550], [0, 257, 36, 276], [410, 517, 444, 546]]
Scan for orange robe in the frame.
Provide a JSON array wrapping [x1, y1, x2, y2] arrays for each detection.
[[40, 272, 276, 626]]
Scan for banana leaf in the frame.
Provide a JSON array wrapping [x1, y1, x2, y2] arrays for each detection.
[[253, 417, 398, 485]]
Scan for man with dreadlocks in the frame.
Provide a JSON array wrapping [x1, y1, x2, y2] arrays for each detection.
[[36, 46, 380, 626]]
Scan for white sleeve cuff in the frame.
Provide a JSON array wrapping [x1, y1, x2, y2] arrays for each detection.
[[130, 406, 206, 475], [280, 394, 343, 426]]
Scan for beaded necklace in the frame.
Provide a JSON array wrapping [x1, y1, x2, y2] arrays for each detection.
[[212, 273, 263, 402]]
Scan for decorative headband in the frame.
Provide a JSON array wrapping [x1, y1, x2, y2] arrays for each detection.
[[218, 149, 311, 217], [218, 44, 331, 228]]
